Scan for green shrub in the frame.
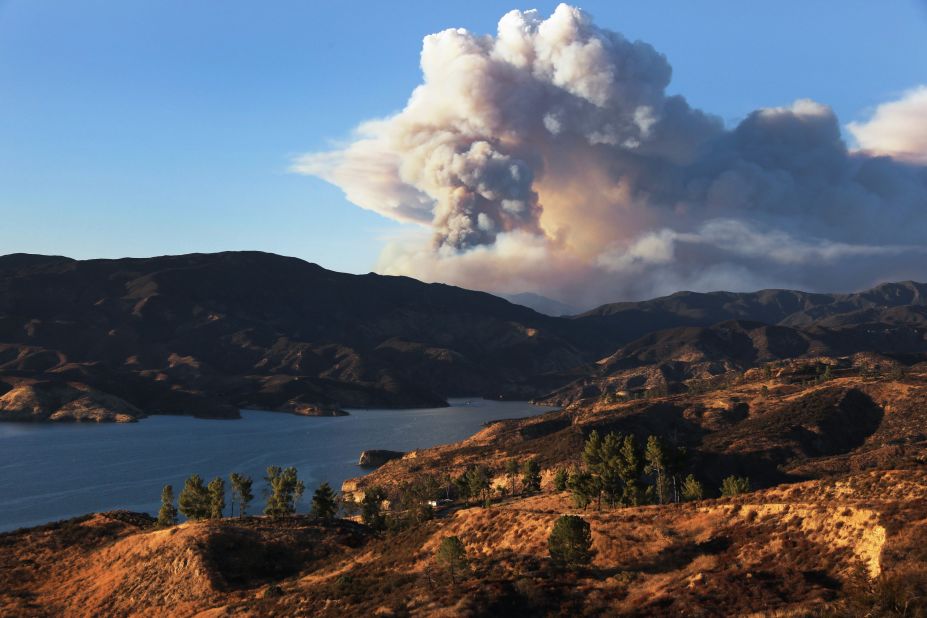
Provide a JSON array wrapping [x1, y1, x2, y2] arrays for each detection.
[[548, 515, 594, 567], [553, 468, 569, 492], [681, 474, 704, 501], [157, 484, 177, 526], [720, 475, 750, 497]]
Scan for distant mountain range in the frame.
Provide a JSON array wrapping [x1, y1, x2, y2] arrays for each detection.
[[2, 251, 926, 421]]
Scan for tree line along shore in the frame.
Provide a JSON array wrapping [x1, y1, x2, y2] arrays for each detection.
[[155, 430, 753, 574]]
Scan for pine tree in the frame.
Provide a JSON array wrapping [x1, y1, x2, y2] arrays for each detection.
[[465, 466, 491, 506], [617, 434, 643, 506], [263, 465, 281, 511], [666, 443, 688, 503], [157, 484, 178, 527], [435, 536, 468, 583], [452, 471, 470, 502], [578, 431, 627, 509], [207, 477, 225, 519], [567, 469, 596, 509], [681, 474, 704, 501], [554, 468, 569, 492], [582, 430, 603, 471], [644, 435, 669, 504], [178, 474, 210, 520], [600, 465, 622, 508], [599, 432, 624, 508], [505, 459, 519, 496], [264, 466, 305, 517], [311, 482, 338, 520], [581, 430, 604, 508], [548, 515, 594, 568], [229, 473, 253, 518], [521, 459, 541, 494], [361, 486, 387, 530]]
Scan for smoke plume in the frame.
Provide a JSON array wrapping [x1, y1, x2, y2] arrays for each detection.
[[849, 86, 927, 165], [295, 4, 927, 307]]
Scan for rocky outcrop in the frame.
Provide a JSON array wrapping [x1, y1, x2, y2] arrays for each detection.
[[357, 449, 405, 468]]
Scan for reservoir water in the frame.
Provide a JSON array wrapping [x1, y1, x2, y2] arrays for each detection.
[[0, 399, 555, 532]]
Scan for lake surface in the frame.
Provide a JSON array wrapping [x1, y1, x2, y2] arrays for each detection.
[[0, 399, 555, 532]]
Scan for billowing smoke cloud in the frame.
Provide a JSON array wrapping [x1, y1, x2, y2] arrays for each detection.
[[295, 4, 927, 306], [849, 86, 927, 165]]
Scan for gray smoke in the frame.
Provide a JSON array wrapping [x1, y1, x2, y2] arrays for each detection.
[[295, 4, 927, 306]]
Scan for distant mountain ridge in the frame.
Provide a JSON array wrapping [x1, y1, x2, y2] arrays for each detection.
[[1, 250, 926, 421], [575, 281, 927, 343], [544, 285, 927, 405]]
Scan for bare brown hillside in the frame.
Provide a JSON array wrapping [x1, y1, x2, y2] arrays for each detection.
[[345, 359, 927, 501], [2, 469, 925, 616], [3, 361, 926, 616]]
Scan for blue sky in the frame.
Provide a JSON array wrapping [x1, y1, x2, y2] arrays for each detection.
[[2, 1, 926, 275]]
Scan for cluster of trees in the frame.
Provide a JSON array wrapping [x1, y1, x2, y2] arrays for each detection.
[[350, 474, 443, 532], [392, 474, 441, 524], [350, 458, 547, 533], [444, 458, 542, 508], [156, 466, 339, 526], [554, 431, 693, 510], [352, 431, 754, 536], [550, 431, 752, 510], [502, 458, 541, 497], [263, 466, 304, 517], [158, 474, 237, 526], [458, 465, 491, 506]]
